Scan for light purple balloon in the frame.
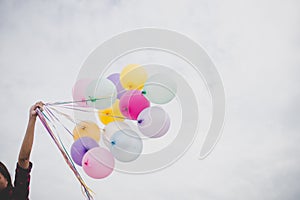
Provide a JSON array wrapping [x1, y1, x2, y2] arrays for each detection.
[[71, 137, 99, 166], [137, 106, 170, 138], [107, 73, 126, 99]]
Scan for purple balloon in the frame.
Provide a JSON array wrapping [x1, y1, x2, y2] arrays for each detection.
[[107, 73, 126, 99], [71, 137, 99, 166]]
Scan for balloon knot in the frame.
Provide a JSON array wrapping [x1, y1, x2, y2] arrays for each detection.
[[138, 119, 143, 124], [89, 96, 97, 102], [142, 90, 146, 95], [84, 160, 89, 166], [111, 140, 116, 146]]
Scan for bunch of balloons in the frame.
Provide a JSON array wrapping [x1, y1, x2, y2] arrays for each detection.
[[71, 64, 177, 179]]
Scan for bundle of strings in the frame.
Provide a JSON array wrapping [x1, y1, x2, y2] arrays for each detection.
[[36, 98, 131, 199], [36, 101, 97, 200]]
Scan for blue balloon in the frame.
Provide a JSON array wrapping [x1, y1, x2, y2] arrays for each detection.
[[109, 129, 143, 162]]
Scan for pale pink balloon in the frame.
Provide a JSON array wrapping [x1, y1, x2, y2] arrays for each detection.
[[82, 147, 115, 179], [72, 78, 92, 107], [119, 90, 150, 120]]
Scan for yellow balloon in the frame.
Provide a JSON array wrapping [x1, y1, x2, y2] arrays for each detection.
[[98, 108, 113, 125], [98, 100, 124, 125], [73, 121, 101, 142], [120, 64, 148, 90]]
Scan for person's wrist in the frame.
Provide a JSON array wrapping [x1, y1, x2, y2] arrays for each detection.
[[29, 115, 37, 122]]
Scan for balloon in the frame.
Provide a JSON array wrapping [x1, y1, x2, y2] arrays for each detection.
[[85, 78, 117, 109], [119, 90, 150, 120], [143, 73, 177, 104], [98, 99, 124, 125], [73, 121, 101, 142], [72, 78, 92, 107], [82, 147, 115, 179], [98, 107, 114, 125], [120, 64, 148, 90], [70, 137, 99, 166], [103, 121, 130, 148], [137, 106, 170, 138], [107, 73, 126, 99], [109, 129, 143, 162]]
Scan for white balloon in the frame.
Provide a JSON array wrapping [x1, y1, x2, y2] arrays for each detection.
[[85, 78, 117, 109], [103, 121, 130, 148]]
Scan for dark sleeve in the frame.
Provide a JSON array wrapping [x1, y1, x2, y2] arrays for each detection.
[[13, 162, 32, 200]]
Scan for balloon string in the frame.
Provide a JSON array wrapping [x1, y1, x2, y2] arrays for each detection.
[[43, 107, 95, 199], [39, 109, 94, 199], [102, 130, 111, 143], [43, 108, 88, 189], [44, 106, 75, 137], [46, 106, 86, 129], [98, 112, 129, 120], [36, 108, 94, 199], [43, 107, 85, 174], [43, 107, 74, 166], [48, 103, 138, 122], [38, 109, 94, 198], [46, 96, 113, 106], [49, 104, 97, 113], [49, 102, 96, 109]]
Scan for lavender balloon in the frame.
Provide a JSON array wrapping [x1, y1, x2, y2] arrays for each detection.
[[137, 106, 170, 138], [71, 137, 99, 166], [107, 73, 126, 99]]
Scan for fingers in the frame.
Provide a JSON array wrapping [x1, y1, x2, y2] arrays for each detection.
[[32, 101, 45, 114], [34, 101, 44, 109]]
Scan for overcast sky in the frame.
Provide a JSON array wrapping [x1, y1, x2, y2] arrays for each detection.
[[0, 0, 300, 199]]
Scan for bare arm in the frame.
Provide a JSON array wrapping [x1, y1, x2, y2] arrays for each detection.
[[18, 102, 44, 169]]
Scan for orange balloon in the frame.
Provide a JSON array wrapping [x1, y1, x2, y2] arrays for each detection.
[[73, 121, 101, 142]]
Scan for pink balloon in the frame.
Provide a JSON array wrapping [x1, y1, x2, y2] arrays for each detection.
[[72, 79, 92, 107], [82, 147, 115, 179], [119, 90, 150, 120], [71, 137, 99, 166]]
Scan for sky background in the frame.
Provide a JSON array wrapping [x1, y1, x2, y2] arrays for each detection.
[[1, 0, 300, 199]]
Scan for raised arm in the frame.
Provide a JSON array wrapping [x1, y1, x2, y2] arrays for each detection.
[[18, 102, 44, 169]]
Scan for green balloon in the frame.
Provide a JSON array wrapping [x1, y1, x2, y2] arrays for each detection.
[[143, 73, 177, 104], [85, 78, 117, 109]]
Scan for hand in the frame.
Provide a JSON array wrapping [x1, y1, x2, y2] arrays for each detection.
[[29, 101, 44, 119]]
